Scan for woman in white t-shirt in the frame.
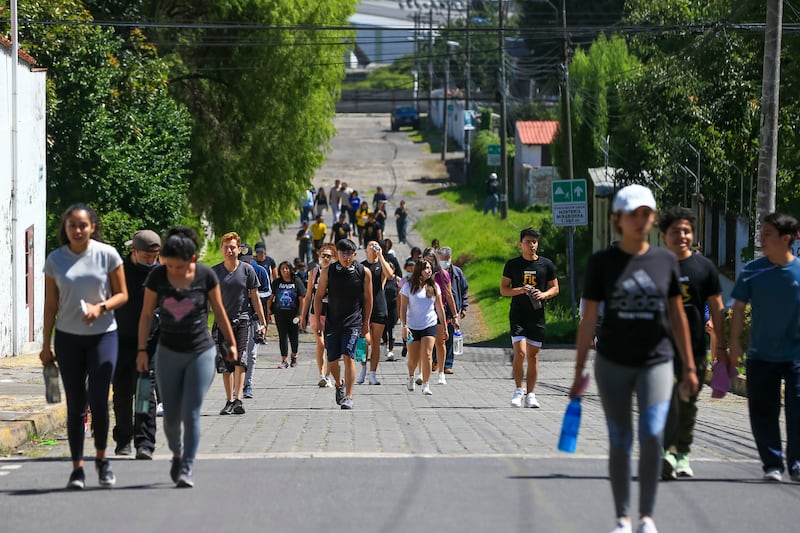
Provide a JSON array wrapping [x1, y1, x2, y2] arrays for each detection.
[[40, 204, 129, 490], [399, 259, 447, 395]]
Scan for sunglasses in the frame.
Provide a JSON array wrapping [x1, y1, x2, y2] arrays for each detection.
[[320, 253, 333, 259]]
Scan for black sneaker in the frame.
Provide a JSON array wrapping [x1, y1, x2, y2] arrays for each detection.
[[66, 467, 85, 490], [95, 458, 116, 487], [170, 457, 181, 483], [135, 447, 153, 460], [335, 384, 345, 406], [232, 399, 246, 415], [114, 443, 132, 456], [219, 400, 234, 415], [290, 357, 297, 367], [176, 466, 194, 488]]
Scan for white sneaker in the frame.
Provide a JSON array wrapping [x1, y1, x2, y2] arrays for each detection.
[[155, 403, 164, 417], [764, 468, 783, 482], [356, 365, 367, 384], [415, 374, 423, 386], [510, 389, 525, 407], [407, 376, 416, 391], [610, 519, 632, 533], [635, 517, 658, 533], [325, 376, 334, 388], [437, 372, 447, 385], [524, 392, 540, 408], [369, 372, 381, 385], [318, 375, 328, 388], [421, 383, 432, 395], [386, 351, 395, 361]]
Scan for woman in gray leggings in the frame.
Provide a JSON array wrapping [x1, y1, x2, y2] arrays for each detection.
[[137, 227, 237, 488], [571, 185, 698, 533]]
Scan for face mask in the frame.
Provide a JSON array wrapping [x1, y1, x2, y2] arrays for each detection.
[[138, 261, 159, 268], [404, 271, 412, 279], [439, 260, 451, 270]]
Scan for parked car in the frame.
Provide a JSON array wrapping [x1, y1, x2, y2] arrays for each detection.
[[391, 106, 420, 131]]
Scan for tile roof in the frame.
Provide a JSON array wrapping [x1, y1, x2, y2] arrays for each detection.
[[516, 121, 559, 146], [0, 35, 37, 67]]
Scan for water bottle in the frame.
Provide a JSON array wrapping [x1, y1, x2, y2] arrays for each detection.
[[406, 330, 414, 343], [557, 398, 582, 453], [43, 362, 61, 404], [527, 290, 543, 310], [135, 371, 154, 415], [355, 336, 367, 363], [453, 329, 464, 355]]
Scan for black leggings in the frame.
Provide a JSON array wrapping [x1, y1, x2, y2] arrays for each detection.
[[383, 303, 397, 346], [274, 313, 300, 358], [55, 329, 118, 461]]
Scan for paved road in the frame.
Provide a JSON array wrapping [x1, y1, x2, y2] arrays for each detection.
[[1, 116, 797, 531]]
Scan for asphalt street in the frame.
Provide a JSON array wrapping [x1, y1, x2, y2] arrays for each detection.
[[1, 115, 797, 532]]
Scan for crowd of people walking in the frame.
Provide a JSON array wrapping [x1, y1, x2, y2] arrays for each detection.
[[38, 180, 800, 533]]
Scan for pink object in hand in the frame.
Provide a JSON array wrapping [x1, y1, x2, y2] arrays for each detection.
[[710, 360, 739, 399]]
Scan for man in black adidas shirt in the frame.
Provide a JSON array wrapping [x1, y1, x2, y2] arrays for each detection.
[[659, 207, 726, 480]]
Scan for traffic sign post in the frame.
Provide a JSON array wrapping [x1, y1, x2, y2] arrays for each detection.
[[551, 179, 588, 227]]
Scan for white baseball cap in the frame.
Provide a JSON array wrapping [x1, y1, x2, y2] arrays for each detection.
[[612, 184, 657, 213]]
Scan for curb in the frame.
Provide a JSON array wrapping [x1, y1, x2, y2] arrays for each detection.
[[0, 402, 67, 452]]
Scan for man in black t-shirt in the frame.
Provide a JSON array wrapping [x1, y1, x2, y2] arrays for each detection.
[[500, 228, 559, 408], [659, 207, 726, 480], [330, 212, 352, 244], [312, 239, 373, 410]]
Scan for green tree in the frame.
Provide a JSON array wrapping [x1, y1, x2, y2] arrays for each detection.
[[10, 0, 192, 250]]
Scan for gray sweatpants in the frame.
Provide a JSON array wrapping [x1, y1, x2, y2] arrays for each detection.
[[155, 344, 216, 470], [595, 356, 672, 519]]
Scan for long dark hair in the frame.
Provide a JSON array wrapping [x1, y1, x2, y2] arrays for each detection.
[[58, 203, 102, 245], [410, 260, 436, 299], [278, 260, 295, 281]]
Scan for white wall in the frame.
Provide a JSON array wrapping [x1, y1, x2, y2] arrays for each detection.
[[1, 48, 47, 357]]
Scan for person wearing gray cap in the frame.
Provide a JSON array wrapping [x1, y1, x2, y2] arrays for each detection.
[[483, 172, 499, 215], [112, 230, 161, 460]]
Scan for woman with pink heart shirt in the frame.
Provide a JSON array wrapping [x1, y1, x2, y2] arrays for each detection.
[[137, 226, 237, 488]]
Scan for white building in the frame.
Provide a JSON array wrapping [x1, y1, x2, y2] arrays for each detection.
[[1, 36, 47, 357], [514, 121, 560, 206]]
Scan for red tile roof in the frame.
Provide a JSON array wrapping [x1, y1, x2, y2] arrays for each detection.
[[0, 35, 37, 67], [516, 121, 559, 146]]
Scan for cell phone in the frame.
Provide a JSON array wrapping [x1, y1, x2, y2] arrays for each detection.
[[80, 299, 89, 315]]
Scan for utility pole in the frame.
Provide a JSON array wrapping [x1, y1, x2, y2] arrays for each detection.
[[560, 0, 577, 320], [413, 11, 419, 110], [755, 0, 782, 256], [464, 0, 472, 178], [499, 0, 509, 219], [442, 2, 452, 161], [427, 7, 434, 129]]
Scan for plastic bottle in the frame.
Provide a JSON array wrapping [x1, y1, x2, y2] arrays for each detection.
[[406, 331, 414, 344], [527, 290, 543, 310], [135, 370, 154, 415], [557, 398, 582, 453], [453, 329, 464, 355], [43, 362, 61, 404], [355, 336, 367, 363]]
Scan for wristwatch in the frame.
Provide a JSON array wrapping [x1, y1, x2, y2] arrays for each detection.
[[100, 302, 108, 314]]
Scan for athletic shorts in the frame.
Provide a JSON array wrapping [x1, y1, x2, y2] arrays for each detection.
[[409, 325, 437, 341], [370, 313, 387, 325], [215, 319, 250, 373], [509, 314, 545, 345], [324, 327, 360, 362]]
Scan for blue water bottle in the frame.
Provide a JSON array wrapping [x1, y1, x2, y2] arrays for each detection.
[[355, 336, 367, 363], [452, 329, 463, 355], [557, 398, 582, 453], [135, 370, 154, 415]]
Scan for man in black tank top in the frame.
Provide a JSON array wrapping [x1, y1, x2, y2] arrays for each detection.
[[312, 239, 373, 410]]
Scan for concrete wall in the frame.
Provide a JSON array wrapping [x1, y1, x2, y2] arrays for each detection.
[[1, 49, 47, 357]]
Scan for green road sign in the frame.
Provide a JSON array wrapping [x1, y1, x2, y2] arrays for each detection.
[[487, 144, 501, 167], [551, 179, 588, 226]]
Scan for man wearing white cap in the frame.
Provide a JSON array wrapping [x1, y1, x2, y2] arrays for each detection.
[[112, 230, 161, 459]]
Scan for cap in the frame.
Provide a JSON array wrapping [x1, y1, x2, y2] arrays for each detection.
[[612, 184, 657, 213], [125, 230, 161, 251], [404, 258, 416, 268], [239, 243, 254, 261], [254, 242, 266, 253], [490, 172, 498, 180]]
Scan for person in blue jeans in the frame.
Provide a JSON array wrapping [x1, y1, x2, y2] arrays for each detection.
[[137, 227, 238, 488], [729, 212, 800, 483]]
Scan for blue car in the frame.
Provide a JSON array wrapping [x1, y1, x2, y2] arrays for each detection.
[[391, 106, 420, 131]]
